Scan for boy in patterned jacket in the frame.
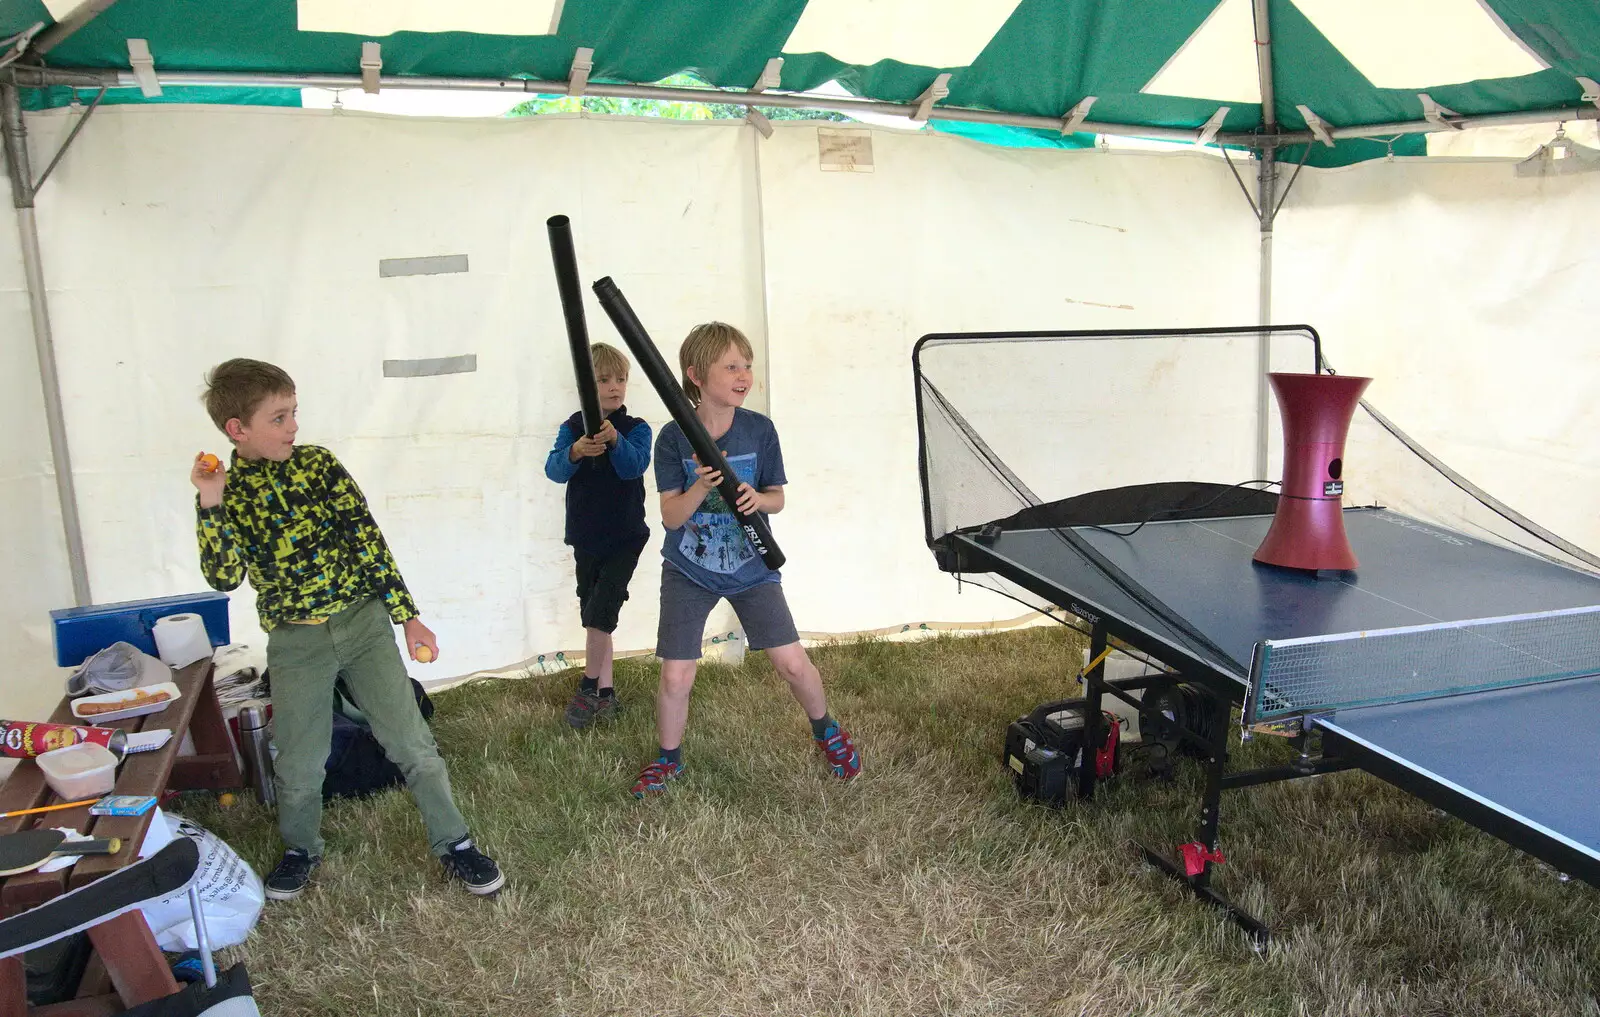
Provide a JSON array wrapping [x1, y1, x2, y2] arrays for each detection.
[[191, 358, 502, 901]]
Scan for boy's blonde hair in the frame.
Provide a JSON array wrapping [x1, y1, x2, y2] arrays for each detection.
[[202, 358, 296, 434], [590, 342, 630, 379], [679, 322, 754, 406]]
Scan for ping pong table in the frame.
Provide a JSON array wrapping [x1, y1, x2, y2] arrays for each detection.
[[944, 505, 1600, 944]]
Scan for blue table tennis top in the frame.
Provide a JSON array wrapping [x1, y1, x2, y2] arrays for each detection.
[[960, 506, 1600, 874], [970, 508, 1600, 680], [1319, 674, 1600, 860]]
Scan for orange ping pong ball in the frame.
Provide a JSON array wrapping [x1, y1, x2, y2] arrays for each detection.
[[198, 453, 221, 473], [415, 644, 434, 663]]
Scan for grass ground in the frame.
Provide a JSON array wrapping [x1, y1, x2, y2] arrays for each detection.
[[185, 627, 1600, 1016]]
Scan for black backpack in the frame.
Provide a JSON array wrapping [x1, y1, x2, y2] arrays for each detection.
[[322, 675, 435, 802]]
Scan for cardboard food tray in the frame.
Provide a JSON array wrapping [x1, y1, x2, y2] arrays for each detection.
[[70, 682, 182, 723]]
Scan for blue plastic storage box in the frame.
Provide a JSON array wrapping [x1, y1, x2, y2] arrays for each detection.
[[50, 592, 231, 668]]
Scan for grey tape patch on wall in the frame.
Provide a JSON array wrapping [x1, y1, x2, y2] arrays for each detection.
[[383, 355, 478, 378], [379, 254, 469, 278]]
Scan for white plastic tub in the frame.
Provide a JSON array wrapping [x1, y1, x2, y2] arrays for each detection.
[[37, 742, 118, 800]]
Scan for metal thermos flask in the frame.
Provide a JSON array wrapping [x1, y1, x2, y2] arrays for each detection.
[[238, 702, 276, 806]]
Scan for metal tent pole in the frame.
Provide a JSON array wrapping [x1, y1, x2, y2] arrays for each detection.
[[1255, 152, 1276, 478], [31, 0, 123, 57], [1252, 0, 1279, 478], [1, 85, 91, 605]]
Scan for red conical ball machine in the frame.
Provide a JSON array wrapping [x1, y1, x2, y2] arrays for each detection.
[[1253, 371, 1373, 572]]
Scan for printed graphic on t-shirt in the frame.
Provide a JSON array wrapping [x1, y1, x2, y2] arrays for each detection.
[[679, 452, 757, 574]]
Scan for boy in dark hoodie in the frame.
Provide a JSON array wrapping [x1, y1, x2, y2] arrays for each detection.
[[544, 342, 653, 728]]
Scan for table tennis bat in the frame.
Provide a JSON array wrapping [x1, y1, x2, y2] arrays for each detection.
[[0, 828, 121, 876]]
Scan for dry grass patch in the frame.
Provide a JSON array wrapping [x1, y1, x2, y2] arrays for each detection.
[[182, 628, 1600, 1016]]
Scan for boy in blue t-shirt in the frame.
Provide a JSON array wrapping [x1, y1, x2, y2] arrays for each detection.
[[544, 343, 653, 728], [632, 322, 860, 796]]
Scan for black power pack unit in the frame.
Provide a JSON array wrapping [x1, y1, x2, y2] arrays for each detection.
[[1003, 698, 1121, 806]]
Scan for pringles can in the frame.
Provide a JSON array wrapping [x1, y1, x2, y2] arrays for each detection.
[[0, 720, 127, 759]]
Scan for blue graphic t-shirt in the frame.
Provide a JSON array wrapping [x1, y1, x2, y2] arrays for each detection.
[[653, 408, 787, 595]]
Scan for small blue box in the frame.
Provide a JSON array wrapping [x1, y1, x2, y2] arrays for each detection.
[[50, 592, 231, 667]]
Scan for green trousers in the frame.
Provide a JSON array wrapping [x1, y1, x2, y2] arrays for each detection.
[[266, 598, 468, 857]]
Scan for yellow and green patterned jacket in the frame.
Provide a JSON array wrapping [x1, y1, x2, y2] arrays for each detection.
[[195, 444, 418, 631]]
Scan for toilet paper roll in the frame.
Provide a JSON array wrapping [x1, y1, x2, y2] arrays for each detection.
[[152, 613, 214, 669]]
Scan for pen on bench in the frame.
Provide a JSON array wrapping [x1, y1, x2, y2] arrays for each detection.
[[0, 797, 101, 820]]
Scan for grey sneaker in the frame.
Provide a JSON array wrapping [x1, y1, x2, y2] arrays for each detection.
[[264, 848, 320, 901], [564, 688, 620, 729]]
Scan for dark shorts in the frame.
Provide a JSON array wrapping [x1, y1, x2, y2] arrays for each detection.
[[656, 564, 800, 661], [574, 544, 645, 634]]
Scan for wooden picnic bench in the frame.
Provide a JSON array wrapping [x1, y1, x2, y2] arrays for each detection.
[[0, 658, 242, 1015]]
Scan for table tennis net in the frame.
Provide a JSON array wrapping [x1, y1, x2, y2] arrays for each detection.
[[1244, 604, 1600, 724], [915, 328, 1600, 580]]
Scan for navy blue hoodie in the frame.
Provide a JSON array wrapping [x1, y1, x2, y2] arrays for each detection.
[[543, 407, 652, 555]]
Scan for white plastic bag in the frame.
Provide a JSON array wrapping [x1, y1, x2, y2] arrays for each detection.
[[138, 812, 265, 951]]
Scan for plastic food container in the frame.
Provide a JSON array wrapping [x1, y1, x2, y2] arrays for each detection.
[[36, 742, 119, 800]]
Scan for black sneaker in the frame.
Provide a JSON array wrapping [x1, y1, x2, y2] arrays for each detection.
[[264, 848, 320, 901], [564, 688, 620, 729], [440, 837, 504, 896]]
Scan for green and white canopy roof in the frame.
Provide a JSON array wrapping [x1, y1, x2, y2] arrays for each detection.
[[2, 0, 1598, 163]]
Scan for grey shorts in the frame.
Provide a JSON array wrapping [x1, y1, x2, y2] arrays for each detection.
[[656, 565, 800, 660]]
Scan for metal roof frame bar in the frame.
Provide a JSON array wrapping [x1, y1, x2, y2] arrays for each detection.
[[0, 65, 1261, 146], [6, 65, 1590, 151]]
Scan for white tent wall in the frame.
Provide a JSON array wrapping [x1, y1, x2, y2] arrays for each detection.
[[758, 128, 1261, 632], [1274, 159, 1600, 553], [9, 107, 766, 703], [0, 107, 1267, 711], [0, 199, 76, 722], [20, 105, 1588, 714]]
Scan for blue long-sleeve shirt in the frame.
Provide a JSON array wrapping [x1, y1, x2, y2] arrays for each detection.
[[544, 406, 652, 555]]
